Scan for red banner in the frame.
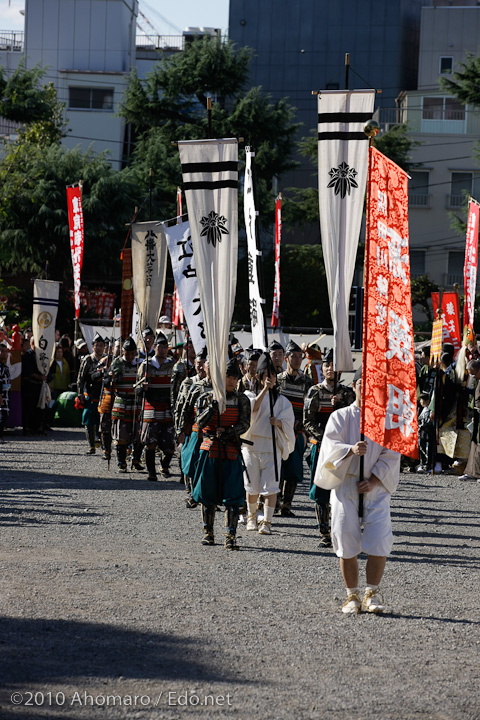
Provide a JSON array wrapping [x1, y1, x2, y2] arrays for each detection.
[[362, 147, 418, 458], [172, 287, 184, 327], [66, 185, 84, 318], [271, 195, 282, 328], [464, 199, 479, 331], [177, 186, 183, 221], [431, 292, 462, 355]]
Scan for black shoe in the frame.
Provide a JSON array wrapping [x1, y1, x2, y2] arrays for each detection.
[[118, 463, 128, 473], [132, 461, 144, 471], [86, 447, 96, 455], [318, 534, 332, 548], [161, 467, 171, 478], [224, 533, 239, 550], [147, 473, 157, 482], [202, 532, 215, 546], [280, 507, 295, 518], [185, 496, 198, 509]]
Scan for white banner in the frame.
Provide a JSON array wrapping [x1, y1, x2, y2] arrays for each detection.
[[32, 279, 60, 376], [131, 221, 168, 334], [244, 149, 267, 350], [179, 138, 238, 413], [318, 89, 375, 371], [162, 220, 205, 355]]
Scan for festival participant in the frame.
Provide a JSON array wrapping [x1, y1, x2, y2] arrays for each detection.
[[238, 348, 260, 394], [315, 369, 400, 614], [176, 355, 212, 507], [241, 352, 295, 535], [171, 338, 196, 411], [302, 341, 325, 385], [192, 358, 251, 550], [137, 332, 175, 481], [276, 340, 313, 516], [0, 342, 11, 443], [110, 337, 143, 473], [139, 326, 155, 361], [76, 333, 106, 454], [48, 345, 71, 400], [268, 340, 285, 374], [460, 359, 480, 481], [304, 350, 354, 547], [21, 336, 46, 435]]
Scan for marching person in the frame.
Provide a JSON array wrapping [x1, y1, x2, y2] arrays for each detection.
[[315, 368, 401, 614], [0, 342, 11, 443], [139, 326, 155, 361], [268, 340, 285, 374], [238, 348, 260, 394], [460, 359, 480, 481], [21, 336, 46, 436], [192, 358, 251, 550], [76, 332, 106, 454], [241, 352, 295, 535], [137, 332, 176, 481], [303, 349, 355, 547], [171, 338, 196, 412], [302, 341, 324, 385], [110, 337, 143, 473], [277, 340, 313, 516]]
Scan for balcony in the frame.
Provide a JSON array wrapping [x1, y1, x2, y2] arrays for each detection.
[[446, 194, 468, 210], [443, 273, 463, 287], [0, 117, 23, 138], [409, 193, 431, 208], [0, 30, 24, 52], [136, 34, 184, 53]]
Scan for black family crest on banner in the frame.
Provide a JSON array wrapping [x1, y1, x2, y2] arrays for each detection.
[[199, 210, 229, 248], [327, 161, 358, 199]]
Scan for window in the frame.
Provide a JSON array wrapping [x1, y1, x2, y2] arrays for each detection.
[[422, 96, 464, 121], [410, 249, 426, 278], [69, 87, 114, 111], [447, 251, 464, 285], [439, 57, 453, 75], [409, 171, 430, 207]]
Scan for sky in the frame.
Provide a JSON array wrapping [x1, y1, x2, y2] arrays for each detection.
[[0, 0, 230, 34]]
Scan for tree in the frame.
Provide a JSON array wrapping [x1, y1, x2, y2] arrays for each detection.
[[439, 51, 480, 106], [410, 275, 439, 323], [119, 36, 299, 225]]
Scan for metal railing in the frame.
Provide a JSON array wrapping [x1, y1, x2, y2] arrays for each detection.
[[444, 273, 463, 286], [0, 30, 24, 51], [446, 194, 468, 209], [0, 118, 23, 137], [409, 193, 431, 208], [135, 34, 184, 52]]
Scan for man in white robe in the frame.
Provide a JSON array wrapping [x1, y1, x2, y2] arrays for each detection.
[[314, 372, 400, 614], [242, 353, 295, 535]]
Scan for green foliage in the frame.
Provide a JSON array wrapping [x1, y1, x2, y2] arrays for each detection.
[[410, 274, 439, 323], [439, 51, 480, 107], [0, 143, 141, 282], [120, 36, 299, 227]]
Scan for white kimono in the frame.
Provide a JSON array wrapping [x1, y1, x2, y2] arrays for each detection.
[[241, 390, 295, 495], [315, 403, 400, 558]]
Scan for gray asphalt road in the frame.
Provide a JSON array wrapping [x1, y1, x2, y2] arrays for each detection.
[[0, 428, 479, 720]]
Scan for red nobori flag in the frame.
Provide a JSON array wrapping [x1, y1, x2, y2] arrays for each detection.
[[66, 185, 84, 319], [362, 147, 418, 458], [431, 291, 461, 355], [271, 194, 282, 328], [173, 286, 184, 327], [464, 199, 479, 330]]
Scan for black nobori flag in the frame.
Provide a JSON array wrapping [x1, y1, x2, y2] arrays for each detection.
[[317, 90, 375, 372], [178, 138, 238, 412]]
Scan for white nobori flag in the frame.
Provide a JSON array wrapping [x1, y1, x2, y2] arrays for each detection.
[[244, 148, 267, 350], [32, 279, 59, 408], [318, 90, 375, 371], [178, 138, 238, 413], [131, 221, 168, 333], [163, 220, 206, 355]]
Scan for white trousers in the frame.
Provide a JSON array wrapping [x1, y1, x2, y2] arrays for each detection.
[[242, 447, 281, 496]]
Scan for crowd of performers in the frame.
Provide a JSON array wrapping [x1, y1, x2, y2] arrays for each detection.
[[1, 327, 480, 613]]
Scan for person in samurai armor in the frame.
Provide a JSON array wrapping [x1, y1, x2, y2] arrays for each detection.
[[191, 358, 251, 550], [138, 325, 155, 362], [268, 340, 285, 374], [238, 348, 261, 394], [303, 349, 355, 547], [314, 368, 401, 614], [0, 342, 11, 443], [171, 338, 197, 412], [174, 347, 207, 503], [276, 340, 313, 516], [241, 352, 295, 535], [137, 331, 175, 481], [176, 355, 212, 508], [302, 340, 325, 385], [110, 337, 143, 473], [76, 332, 106, 454]]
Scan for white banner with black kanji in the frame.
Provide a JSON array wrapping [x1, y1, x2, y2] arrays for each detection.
[[317, 89, 375, 371], [244, 148, 266, 350], [178, 138, 238, 413], [163, 220, 205, 355], [131, 221, 168, 334]]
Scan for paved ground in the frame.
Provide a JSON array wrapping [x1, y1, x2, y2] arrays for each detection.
[[0, 428, 479, 720]]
